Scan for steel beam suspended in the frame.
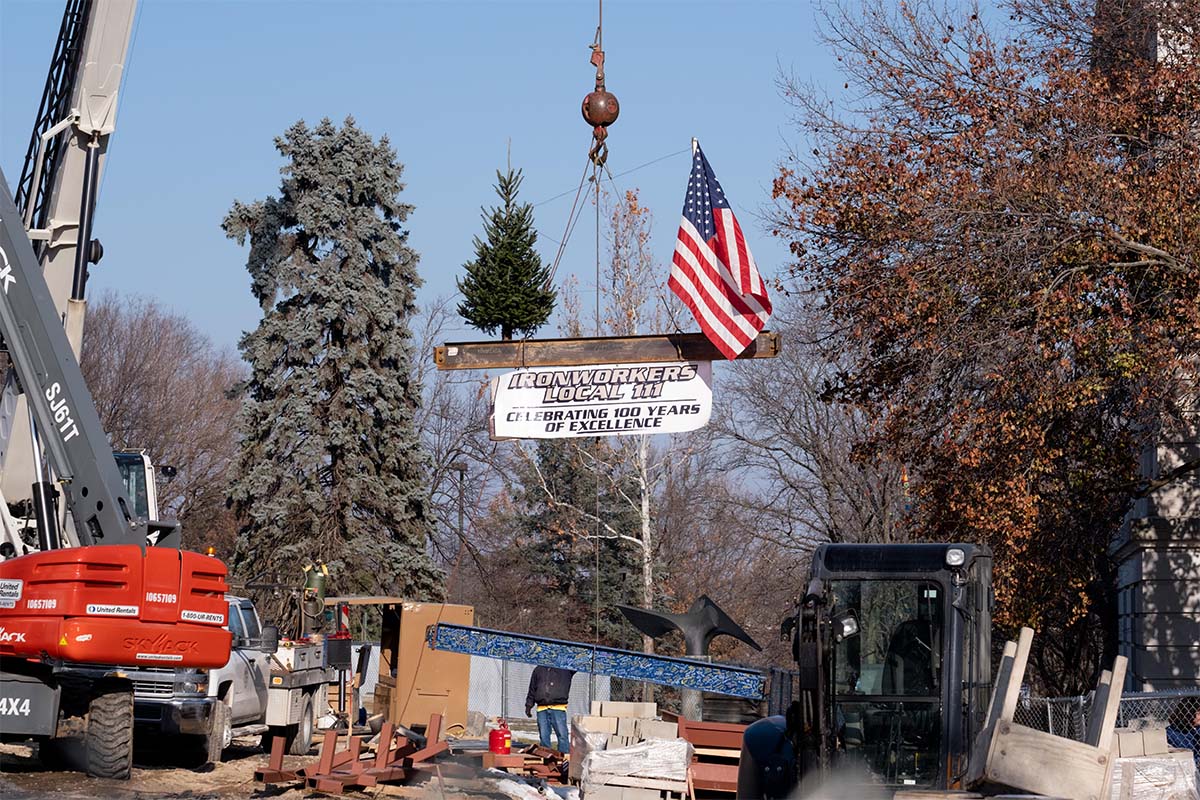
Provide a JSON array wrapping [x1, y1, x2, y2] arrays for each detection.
[[424, 623, 765, 699], [433, 331, 781, 371]]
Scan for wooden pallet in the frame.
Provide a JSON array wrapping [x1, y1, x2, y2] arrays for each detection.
[[584, 771, 688, 799]]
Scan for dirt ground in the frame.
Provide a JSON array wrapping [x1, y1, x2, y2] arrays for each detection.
[[0, 735, 543, 800]]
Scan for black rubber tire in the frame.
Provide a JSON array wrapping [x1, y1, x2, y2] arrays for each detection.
[[203, 700, 231, 765], [85, 680, 134, 780], [289, 692, 314, 756]]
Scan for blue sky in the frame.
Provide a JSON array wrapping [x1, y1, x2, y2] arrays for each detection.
[[1, 0, 836, 350]]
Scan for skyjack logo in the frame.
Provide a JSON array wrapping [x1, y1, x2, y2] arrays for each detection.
[[123, 633, 199, 656], [0, 245, 14, 295], [0, 628, 28, 644]]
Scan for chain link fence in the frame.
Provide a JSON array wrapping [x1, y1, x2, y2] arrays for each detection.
[[466, 656, 613, 722], [1014, 689, 1200, 741]]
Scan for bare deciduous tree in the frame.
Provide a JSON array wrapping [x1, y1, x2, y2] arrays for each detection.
[[713, 291, 909, 552], [413, 294, 507, 594], [80, 291, 244, 555]]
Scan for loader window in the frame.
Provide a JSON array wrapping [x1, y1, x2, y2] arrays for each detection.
[[830, 579, 944, 787], [114, 452, 150, 519]]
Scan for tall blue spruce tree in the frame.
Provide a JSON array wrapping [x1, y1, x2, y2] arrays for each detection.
[[223, 118, 443, 614]]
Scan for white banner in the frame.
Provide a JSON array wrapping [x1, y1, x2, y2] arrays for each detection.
[[492, 361, 712, 439]]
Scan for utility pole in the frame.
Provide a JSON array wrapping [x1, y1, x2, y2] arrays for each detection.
[[449, 460, 467, 602]]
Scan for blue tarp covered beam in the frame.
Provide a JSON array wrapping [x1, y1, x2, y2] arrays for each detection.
[[425, 622, 765, 700]]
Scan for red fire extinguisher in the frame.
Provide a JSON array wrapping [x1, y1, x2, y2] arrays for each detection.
[[489, 719, 512, 754]]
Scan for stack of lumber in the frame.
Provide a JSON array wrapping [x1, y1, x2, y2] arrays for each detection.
[[482, 745, 567, 783]]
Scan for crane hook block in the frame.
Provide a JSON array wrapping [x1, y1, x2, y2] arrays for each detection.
[[582, 45, 619, 130], [584, 43, 617, 167], [582, 89, 619, 130]]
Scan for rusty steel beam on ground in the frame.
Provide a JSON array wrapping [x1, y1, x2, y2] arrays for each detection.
[[433, 331, 781, 370]]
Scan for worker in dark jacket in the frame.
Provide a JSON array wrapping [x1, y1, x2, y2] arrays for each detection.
[[525, 665, 576, 753]]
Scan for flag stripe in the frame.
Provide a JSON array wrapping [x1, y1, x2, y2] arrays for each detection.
[[716, 210, 749, 294], [675, 219, 767, 323], [668, 271, 748, 359], [669, 258, 755, 351]]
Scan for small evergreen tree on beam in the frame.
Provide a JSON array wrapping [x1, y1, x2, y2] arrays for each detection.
[[457, 168, 556, 340]]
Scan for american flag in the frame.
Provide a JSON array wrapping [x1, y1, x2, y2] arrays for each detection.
[[668, 142, 771, 360]]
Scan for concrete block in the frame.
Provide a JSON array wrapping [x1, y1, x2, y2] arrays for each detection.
[[1142, 726, 1169, 755], [600, 701, 657, 718], [617, 717, 640, 737], [591, 700, 604, 715], [637, 719, 678, 740], [1117, 729, 1145, 758], [570, 729, 608, 782], [576, 715, 619, 734], [1110, 751, 1196, 800]]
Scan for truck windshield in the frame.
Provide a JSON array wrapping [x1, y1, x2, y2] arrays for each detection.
[[830, 579, 944, 787], [113, 452, 149, 519]]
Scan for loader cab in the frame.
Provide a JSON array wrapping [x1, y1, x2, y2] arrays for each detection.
[[812, 543, 993, 790], [745, 543, 994, 797], [113, 449, 171, 521]]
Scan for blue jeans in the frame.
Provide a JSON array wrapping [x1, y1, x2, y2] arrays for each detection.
[[536, 707, 570, 753]]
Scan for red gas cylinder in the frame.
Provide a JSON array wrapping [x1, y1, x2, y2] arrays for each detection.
[[489, 719, 512, 754]]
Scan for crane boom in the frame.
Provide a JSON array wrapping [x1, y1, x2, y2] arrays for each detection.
[[0, 169, 148, 548], [18, 0, 136, 331], [2, 0, 137, 521]]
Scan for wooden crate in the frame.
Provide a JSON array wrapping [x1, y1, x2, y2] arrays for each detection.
[[966, 627, 1126, 800]]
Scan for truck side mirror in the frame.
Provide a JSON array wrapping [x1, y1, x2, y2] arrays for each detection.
[[260, 624, 280, 654]]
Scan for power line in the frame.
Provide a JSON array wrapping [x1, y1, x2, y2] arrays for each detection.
[[534, 147, 689, 208]]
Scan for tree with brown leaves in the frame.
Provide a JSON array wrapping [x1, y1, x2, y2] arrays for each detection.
[[772, 0, 1200, 693]]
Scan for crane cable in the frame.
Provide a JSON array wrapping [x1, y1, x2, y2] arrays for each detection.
[[543, 153, 596, 290], [542, 0, 619, 294]]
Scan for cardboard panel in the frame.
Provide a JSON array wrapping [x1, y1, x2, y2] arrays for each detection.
[[392, 602, 474, 731]]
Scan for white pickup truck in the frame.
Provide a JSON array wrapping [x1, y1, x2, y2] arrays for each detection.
[[129, 595, 333, 764]]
